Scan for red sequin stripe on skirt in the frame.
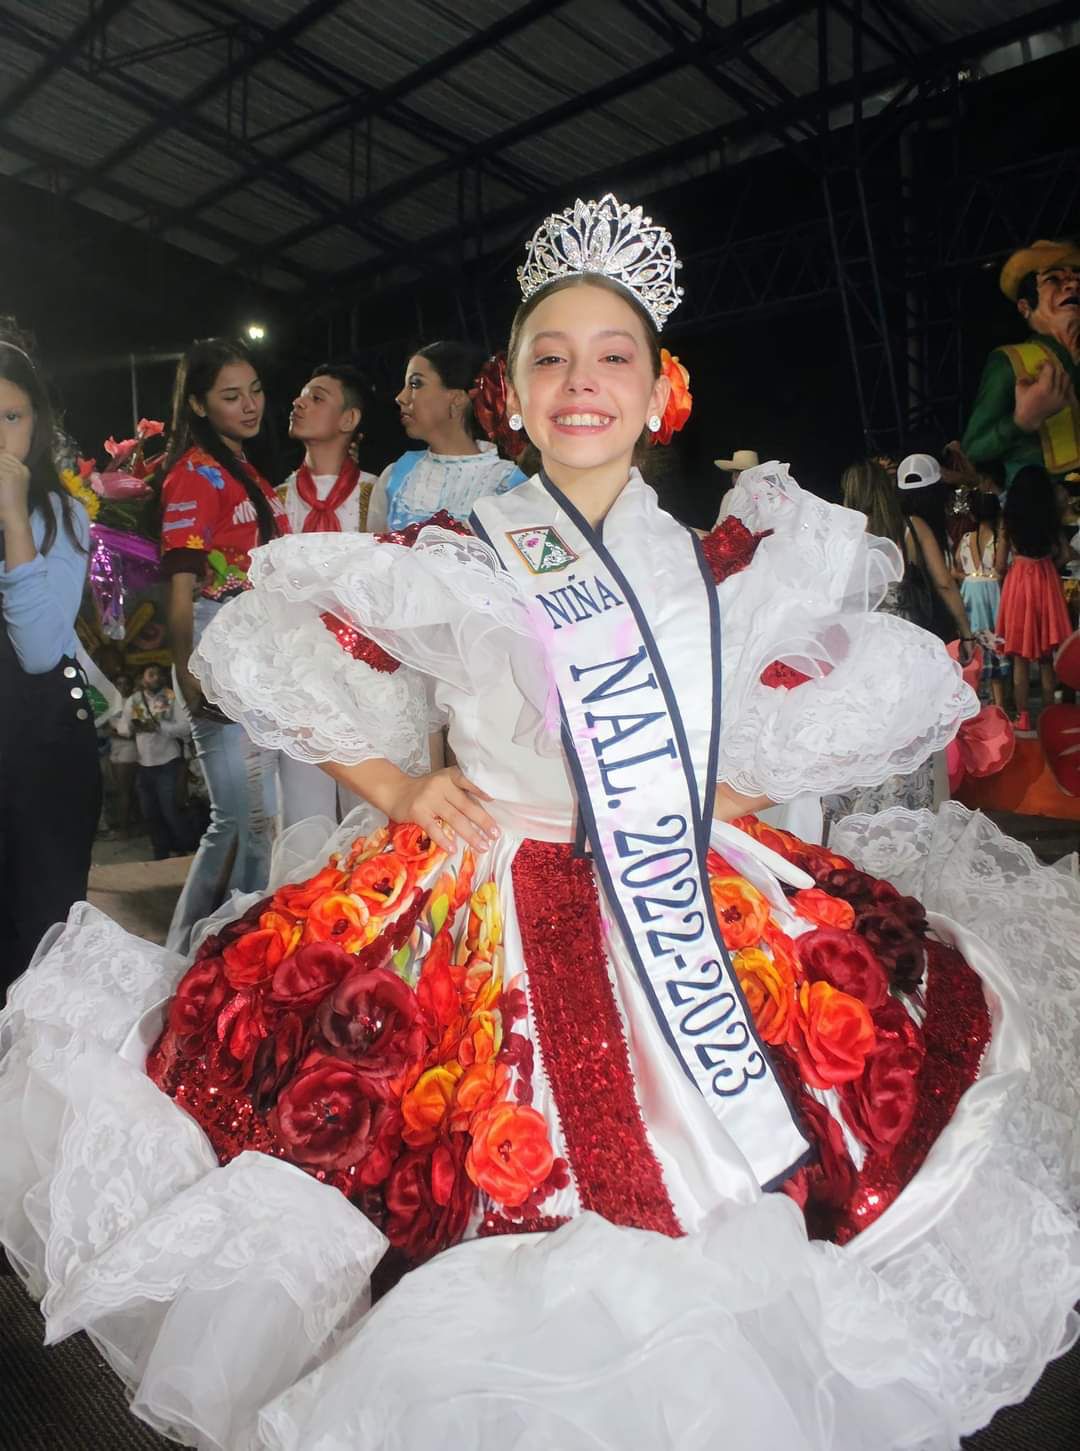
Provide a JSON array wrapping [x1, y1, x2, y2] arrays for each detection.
[[511, 839, 683, 1237]]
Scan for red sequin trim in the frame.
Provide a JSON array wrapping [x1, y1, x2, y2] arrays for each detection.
[[512, 839, 683, 1237], [375, 510, 472, 548], [478, 1212, 571, 1239], [832, 940, 991, 1243], [760, 660, 811, 689], [699, 516, 772, 584], [320, 612, 400, 673]]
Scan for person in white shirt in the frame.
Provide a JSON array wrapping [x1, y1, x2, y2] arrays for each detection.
[[279, 362, 377, 535], [277, 362, 377, 828], [118, 663, 194, 859]]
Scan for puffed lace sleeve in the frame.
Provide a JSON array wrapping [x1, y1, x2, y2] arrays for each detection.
[[715, 462, 978, 802], [190, 519, 553, 769]]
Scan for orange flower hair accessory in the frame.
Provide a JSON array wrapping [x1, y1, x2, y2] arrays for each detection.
[[652, 349, 692, 445]]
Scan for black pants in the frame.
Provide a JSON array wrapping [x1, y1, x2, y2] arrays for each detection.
[[136, 756, 194, 859], [0, 657, 101, 993]]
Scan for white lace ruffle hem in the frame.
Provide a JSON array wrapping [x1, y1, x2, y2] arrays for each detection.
[[0, 807, 1077, 1450]]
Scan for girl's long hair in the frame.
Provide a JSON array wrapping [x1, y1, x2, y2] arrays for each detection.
[[840, 458, 906, 547], [1004, 465, 1059, 558], [899, 480, 949, 555], [163, 338, 281, 544], [0, 330, 85, 555]]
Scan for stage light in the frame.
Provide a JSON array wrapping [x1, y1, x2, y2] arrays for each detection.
[[246, 323, 266, 342]]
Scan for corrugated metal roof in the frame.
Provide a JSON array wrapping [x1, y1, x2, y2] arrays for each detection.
[[0, 0, 1074, 293]]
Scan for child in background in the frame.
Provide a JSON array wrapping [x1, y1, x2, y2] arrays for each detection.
[[995, 465, 1074, 732], [954, 490, 1009, 710]]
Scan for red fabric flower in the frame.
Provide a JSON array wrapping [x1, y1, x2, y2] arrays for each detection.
[[272, 1059, 383, 1170], [796, 927, 888, 1010], [249, 1010, 307, 1110], [838, 1040, 923, 1155], [699, 517, 771, 585], [194, 897, 272, 962], [213, 991, 268, 1087], [167, 957, 230, 1045], [789, 1090, 857, 1218], [222, 928, 287, 988], [314, 965, 425, 1099], [814, 867, 877, 909], [385, 1131, 477, 1261], [269, 941, 355, 1013], [469, 353, 526, 460], [789, 981, 876, 1089], [856, 912, 926, 993]]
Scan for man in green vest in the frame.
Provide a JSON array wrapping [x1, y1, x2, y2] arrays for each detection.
[[961, 238, 1080, 486]]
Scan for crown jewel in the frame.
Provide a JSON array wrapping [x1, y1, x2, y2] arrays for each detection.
[[516, 193, 684, 331]]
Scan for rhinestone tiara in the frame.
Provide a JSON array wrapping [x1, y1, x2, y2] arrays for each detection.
[[516, 193, 684, 331]]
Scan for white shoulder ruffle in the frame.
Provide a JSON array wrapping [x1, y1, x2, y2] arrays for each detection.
[[716, 462, 978, 801], [191, 527, 554, 768]]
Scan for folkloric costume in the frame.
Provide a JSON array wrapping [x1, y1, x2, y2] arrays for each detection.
[[368, 443, 525, 533], [159, 447, 288, 953], [278, 458, 376, 536], [3, 196, 1080, 1451]]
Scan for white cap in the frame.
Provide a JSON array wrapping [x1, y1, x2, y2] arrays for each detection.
[[897, 452, 941, 489]]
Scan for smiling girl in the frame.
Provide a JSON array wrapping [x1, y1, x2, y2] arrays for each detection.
[[367, 339, 524, 532], [5, 202, 1080, 1451], [159, 337, 288, 952], [0, 330, 99, 984]]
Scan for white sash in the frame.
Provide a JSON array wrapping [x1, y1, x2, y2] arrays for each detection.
[[474, 474, 809, 1189]]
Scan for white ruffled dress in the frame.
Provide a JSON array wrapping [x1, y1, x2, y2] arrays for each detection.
[[1, 465, 1078, 1451]]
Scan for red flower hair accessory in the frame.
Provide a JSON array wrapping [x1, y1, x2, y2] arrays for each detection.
[[651, 349, 693, 446], [470, 353, 526, 460]]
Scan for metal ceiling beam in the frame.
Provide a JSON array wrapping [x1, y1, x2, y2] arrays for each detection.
[[174, 0, 572, 233], [0, 125, 314, 286], [62, 0, 349, 201], [0, 0, 138, 124], [0, 8, 408, 261], [181, 0, 541, 198], [305, 0, 1078, 308], [236, 0, 817, 273]]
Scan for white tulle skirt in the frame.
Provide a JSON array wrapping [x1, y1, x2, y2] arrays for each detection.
[[2, 804, 1079, 1451]]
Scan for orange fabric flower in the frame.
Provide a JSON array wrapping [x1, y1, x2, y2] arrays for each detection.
[[259, 909, 303, 959], [763, 921, 802, 984], [792, 888, 856, 931], [452, 847, 477, 911], [709, 876, 770, 950], [789, 981, 876, 1089], [467, 881, 503, 957], [733, 947, 795, 1045], [222, 928, 287, 988], [457, 1007, 502, 1067], [390, 822, 447, 877], [450, 1060, 511, 1132], [302, 892, 372, 952], [346, 852, 414, 915], [465, 1103, 555, 1208], [401, 1063, 463, 1147], [654, 350, 692, 445], [275, 864, 347, 915]]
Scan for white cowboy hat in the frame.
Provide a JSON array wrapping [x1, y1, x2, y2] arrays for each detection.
[[713, 449, 760, 471]]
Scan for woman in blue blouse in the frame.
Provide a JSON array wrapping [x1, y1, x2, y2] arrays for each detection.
[[0, 333, 99, 987]]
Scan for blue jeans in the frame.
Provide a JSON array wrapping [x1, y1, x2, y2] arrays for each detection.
[[166, 598, 278, 955], [136, 754, 194, 860]]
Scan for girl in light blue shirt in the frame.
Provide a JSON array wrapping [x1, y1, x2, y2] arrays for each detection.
[[0, 332, 100, 986]]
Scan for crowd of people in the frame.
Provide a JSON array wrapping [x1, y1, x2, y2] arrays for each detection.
[[1, 204, 1079, 1451]]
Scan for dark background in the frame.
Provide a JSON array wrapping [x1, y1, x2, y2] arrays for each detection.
[[1, 44, 1075, 525]]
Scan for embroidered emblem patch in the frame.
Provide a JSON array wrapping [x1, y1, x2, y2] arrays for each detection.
[[506, 526, 578, 574]]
